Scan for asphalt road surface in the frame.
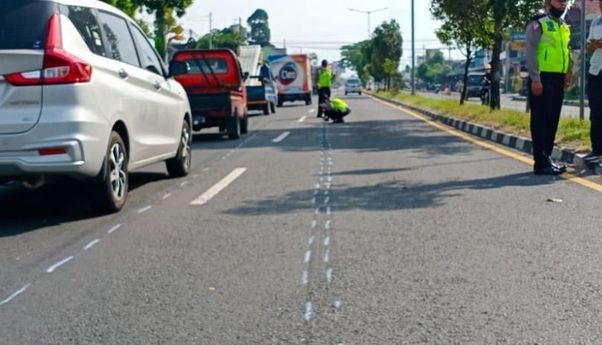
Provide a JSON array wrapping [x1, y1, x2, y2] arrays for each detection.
[[2, 92, 602, 344]]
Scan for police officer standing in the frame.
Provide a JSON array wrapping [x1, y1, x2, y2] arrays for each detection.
[[316, 59, 334, 118], [526, 0, 572, 175]]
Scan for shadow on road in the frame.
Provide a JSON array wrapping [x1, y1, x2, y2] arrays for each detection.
[[0, 172, 167, 237], [225, 172, 554, 216]]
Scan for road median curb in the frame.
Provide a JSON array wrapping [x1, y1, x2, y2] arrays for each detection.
[[370, 92, 602, 174]]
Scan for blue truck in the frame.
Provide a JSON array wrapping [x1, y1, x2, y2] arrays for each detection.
[[246, 64, 278, 115]]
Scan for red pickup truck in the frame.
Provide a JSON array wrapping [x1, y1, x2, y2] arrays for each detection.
[[170, 49, 248, 139]]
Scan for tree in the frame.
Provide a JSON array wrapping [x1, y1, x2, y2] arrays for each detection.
[[196, 25, 248, 51], [134, 0, 194, 61], [247, 9, 271, 47], [101, 0, 139, 17], [340, 40, 371, 85], [431, 0, 492, 104], [369, 20, 403, 89], [416, 51, 452, 86], [485, 0, 540, 109]]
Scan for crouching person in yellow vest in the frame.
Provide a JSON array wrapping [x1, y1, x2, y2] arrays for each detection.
[[320, 97, 351, 123]]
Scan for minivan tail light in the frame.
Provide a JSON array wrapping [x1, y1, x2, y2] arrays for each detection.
[[4, 14, 92, 86]]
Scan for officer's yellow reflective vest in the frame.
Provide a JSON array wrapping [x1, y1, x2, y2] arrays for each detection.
[[318, 68, 333, 88], [331, 98, 347, 112], [537, 15, 571, 74]]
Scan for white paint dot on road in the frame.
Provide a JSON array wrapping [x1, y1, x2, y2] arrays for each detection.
[[180, 181, 189, 187], [304, 302, 315, 321], [324, 236, 330, 246], [162, 193, 171, 200], [0, 284, 31, 306], [272, 131, 290, 143], [83, 239, 100, 251], [326, 268, 334, 283], [308, 109, 315, 113], [46, 256, 74, 273], [304, 251, 312, 263], [325, 220, 331, 229], [298, 116, 307, 123], [311, 220, 317, 229], [302, 271, 309, 285], [190, 168, 247, 206]]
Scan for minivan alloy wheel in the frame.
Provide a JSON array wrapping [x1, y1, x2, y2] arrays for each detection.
[[180, 125, 191, 168], [109, 143, 127, 200]]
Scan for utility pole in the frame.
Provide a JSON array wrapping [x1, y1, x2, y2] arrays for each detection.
[[411, 0, 415, 95], [209, 12, 213, 49], [579, 0, 586, 121], [348, 7, 389, 38]]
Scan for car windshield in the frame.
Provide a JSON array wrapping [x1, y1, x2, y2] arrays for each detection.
[[0, 1, 55, 50]]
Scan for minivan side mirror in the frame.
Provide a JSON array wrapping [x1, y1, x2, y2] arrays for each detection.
[[242, 72, 249, 81]]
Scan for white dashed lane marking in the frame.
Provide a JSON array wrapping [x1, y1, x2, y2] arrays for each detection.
[[83, 239, 100, 251], [46, 256, 74, 273], [0, 284, 31, 306], [298, 116, 307, 123], [272, 131, 290, 143], [137, 205, 152, 214], [107, 224, 122, 234], [190, 168, 247, 206]]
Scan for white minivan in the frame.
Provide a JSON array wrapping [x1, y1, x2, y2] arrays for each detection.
[[0, 0, 192, 212]]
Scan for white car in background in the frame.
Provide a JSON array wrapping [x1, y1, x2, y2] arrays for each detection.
[[345, 78, 362, 95], [0, 0, 192, 212]]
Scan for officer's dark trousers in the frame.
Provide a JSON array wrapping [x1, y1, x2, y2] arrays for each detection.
[[317, 87, 331, 116], [588, 72, 602, 154], [529, 72, 565, 169], [324, 109, 351, 122]]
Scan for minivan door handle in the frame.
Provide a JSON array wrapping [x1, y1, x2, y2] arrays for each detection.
[[153, 81, 162, 90], [118, 69, 129, 79]]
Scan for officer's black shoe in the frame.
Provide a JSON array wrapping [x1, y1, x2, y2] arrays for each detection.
[[533, 165, 564, 175], [551, 161, 567, 173], [583, 152, 602, 163]]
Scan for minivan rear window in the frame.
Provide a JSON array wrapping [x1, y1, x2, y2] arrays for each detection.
[[0, 1, 56, 50]]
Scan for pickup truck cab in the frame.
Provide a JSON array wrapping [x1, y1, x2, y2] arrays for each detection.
[[246, 64, 277, 115], [170, 49, 248, 139]]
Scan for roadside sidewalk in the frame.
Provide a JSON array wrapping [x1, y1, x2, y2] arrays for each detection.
[[369, 92, 602, 174]]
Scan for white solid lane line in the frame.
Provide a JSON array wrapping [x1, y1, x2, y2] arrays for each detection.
[[46, 256, 74, 273], [0, 284, 31, 306], [298, 116, 307, 123], [190, 168, 248, 206], [272, 131, 290, 143]]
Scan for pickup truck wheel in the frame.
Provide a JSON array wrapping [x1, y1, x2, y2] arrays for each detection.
[[241, 115, 248, 134], [270, 102, 276, 114], [263, 103, 270, 115], [228, 117, 241, 139], [166, 120, 192, 177], [95, 131, 128, 213]]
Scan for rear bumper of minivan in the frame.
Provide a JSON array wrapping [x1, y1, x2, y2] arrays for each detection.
[[0, 112, 110, 180]]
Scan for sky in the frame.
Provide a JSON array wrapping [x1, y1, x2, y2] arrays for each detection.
[[179, 0, 455, 70]]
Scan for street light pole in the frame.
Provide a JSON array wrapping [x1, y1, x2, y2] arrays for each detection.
[[411, 0, 415, 95], [348, 7, 389, 38], [579, 0, 586, 121]]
